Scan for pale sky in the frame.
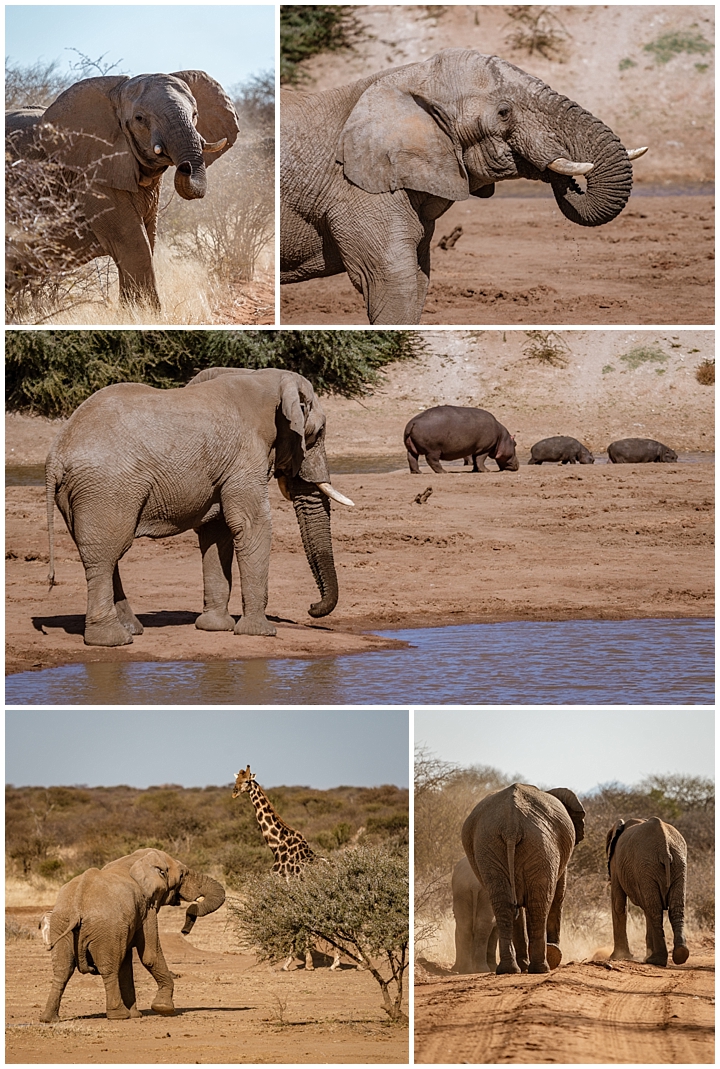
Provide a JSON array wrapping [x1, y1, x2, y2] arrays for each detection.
[[6, 709, 410, 789], [414, 709, 714, 793], [5, 5, 275, 91]]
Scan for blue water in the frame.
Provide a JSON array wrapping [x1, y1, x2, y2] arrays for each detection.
[[5, 619, 713, 706]]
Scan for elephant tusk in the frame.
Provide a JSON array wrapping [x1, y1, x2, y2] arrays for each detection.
[[627, 146, 648, 161], [277, 475, 292, 501], [203, 137, 227, 153], [547, 157, 594, 176], [318, 482, 354, 507], [153, 143, 163, 155]]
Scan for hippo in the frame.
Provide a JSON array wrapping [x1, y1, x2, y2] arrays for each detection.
[[607, 438, 678, 463], [528, 436, 594, 465], [404, 405, 518, 474]]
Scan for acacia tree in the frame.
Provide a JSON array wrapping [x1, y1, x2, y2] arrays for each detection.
[[230, 845, 409, 1023]]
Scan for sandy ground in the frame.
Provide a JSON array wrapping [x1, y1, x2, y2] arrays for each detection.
[[5, 330, 713, 676], [414, 951, 715, 1064], [5, 904, 407, 1064], [280, 5, 714, 325]]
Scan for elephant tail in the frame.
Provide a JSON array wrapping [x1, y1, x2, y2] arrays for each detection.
[[45, 455, 59, 590], [505, 836, 519, 913]]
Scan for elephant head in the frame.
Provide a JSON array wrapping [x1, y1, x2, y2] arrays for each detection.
[[337, 49, 646, 228], [187, 367, 354, 619], [546, 787, 586, 844], [129, 848, 170, 908], [155, 852, 226, 936], [41, 70, 238, 199]]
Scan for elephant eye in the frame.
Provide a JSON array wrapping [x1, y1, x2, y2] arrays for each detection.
[[135, 114, 145, 124], [497, 104, 512, 121]]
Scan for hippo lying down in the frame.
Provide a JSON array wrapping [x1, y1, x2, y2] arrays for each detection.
[[607, 438, 678, 463], [528, 436, 594, 465]]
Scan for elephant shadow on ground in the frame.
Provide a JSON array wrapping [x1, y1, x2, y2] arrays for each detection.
[[31, 610, 301, 636]]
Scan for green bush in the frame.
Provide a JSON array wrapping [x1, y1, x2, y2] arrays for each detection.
[[644, 30, 713, 65], [230, 845, 409, 1022], [5, 329, 425, 418], [280, 6, 363, 84]]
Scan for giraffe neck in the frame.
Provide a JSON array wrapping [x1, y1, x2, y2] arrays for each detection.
[[247, 779, 315, 876]]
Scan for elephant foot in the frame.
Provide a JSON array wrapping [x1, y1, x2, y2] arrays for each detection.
[[546, 943, 562, 970], [151, 1000, 176, 1017], [644, 952, 668, 967], [106, 1006, 132, 1020], [672, 945, 689, 965], [115, 601, 144, 635], [234, 615, 277, 637], [496, 961, 521, 975], [127, 1006, 142, 1019], [40, 1011, 60, 1024], [84, 619, 134, 647], [195, 609, 234, 632], [528, 961, 551, 974], [609, 949, 633, 961]]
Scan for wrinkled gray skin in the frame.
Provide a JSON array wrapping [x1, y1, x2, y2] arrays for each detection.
[[462, 783, 585, 975], [6, 71, 238, 308], [607, 438, 678, 463], [281, 48, 643, 324], [452, 856, 500, 973], [528, 435, 594, 464], [46, 368, 349, 647], [404, 405, 519, 474], [606, 817, 689, 968], [41, 848, 225, 1022]]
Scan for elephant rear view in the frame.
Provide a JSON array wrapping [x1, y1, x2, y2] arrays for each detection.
[[462, 783, 585, 974], [45, 367, 353, 647], [606, 817, 689, 967], [281, 48, 648, 324]]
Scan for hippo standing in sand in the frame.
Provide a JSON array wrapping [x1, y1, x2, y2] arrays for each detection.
[[404, 406, 519, 474]]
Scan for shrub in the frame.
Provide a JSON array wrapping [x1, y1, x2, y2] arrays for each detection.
[[230, 845, 409, 1022], [695, 358, 714, 385], [280, 5, 364, 84], [522, 330, 571, 368], [504, 6, 570, 61]]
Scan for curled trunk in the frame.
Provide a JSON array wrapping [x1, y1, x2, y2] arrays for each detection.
[[178, 871, 225, 934], [287, 476, 339, 618], [163, 115, 207, 199]]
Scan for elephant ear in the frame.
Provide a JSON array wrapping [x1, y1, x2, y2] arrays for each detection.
[[185, 366, 254, 386], [42, 76, 139, 191], [130, 849, 169, 905], [547, 787, 586, 844], [605, 819, 627, 877], [275, 374, 310, 477], [337, 80, 470, 201], [171, 70, 240, 166]]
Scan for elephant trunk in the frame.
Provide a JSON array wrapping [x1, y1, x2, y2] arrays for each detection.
[[287, 476, 339, 618], [540, 92, 632, 227], [160, 113, 208, 200], [527, 89, 633, 227], [178, 872, 225, 935]]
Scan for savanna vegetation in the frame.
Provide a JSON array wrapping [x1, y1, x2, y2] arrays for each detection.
[[280, 5, 364, 84], [415, 747, 714, 961], [5, 329, 425, 417], [5, 781, 409, 892], [5, 54, 274, 324]]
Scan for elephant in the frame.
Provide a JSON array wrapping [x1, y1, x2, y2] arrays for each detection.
[[404, 405, 518, 474], [45, 366, 354, 647], [607, 438, 678, 463], [280, 47, 648, 324], [606, 817, 689, 967], [528, 436, 594, 465], [452, 855, 500, 973], [6, 71, 239, 309], [462, 783, 585, 974], [40, 847, 225, 1022]]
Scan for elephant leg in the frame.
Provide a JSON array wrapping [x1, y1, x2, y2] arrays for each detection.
[[425, 451, 446, 474], [112, 564, 143, 635], [195, 516, 235, 631], [221, 482, 276, 636], [489, 896, 520, 974], [40, 939, 76, 1023], [135, 913, 176, 1015], [512, 910, 529, 972], [545, 872, 565, 970], [99, 966, 132, 1020], [609, 882, 633, 960], [525, 906, 551, 974], [118, 948, 141, 1018], [643, 905, 668, 967], [487, 926, 499, 972], [669, 890, 689, 964], [330, 200, 427, 324], [85, 188, 161, 311], [82, 560, 135, 647]]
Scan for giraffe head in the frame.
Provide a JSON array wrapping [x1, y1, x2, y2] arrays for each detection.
[[232, 765, 255, 798]]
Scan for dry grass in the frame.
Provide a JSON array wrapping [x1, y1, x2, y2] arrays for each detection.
[[695, 358, 715, 385]]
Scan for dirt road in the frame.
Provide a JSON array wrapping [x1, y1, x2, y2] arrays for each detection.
[[414, 955, 715, 1063], [6, 905, 407, 1065]]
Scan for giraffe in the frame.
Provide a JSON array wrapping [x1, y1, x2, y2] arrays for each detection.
[[232, 764, 340, 970]]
